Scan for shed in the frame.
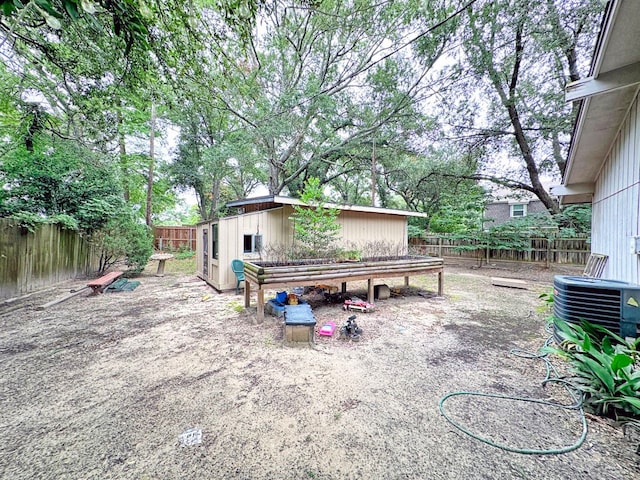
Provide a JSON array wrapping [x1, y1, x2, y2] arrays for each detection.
[[195, 195, 427, 291], [551, 0, 640, 283]]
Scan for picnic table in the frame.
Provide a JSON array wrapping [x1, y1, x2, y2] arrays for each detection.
[[149, 253, 174, 276]]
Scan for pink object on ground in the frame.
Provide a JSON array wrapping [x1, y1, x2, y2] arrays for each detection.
[[318, 322, 336, 336]]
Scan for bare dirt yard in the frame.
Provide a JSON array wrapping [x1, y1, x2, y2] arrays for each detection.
[[1, 258, 638, 479]]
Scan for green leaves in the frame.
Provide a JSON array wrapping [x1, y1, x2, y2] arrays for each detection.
[[0, 134, 124, 233], [290, 177, 341, 258], [548, 318, 640, 418]]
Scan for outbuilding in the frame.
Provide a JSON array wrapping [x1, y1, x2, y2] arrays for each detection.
[[196, 195, 428, 291]]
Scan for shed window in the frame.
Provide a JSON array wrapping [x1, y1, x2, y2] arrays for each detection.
[[212, 224, 219, 259], [244, 234, 262, 253], [510, 204, 527, 218]]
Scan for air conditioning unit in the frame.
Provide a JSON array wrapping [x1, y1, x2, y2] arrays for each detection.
[[553, 275, 640, 338]]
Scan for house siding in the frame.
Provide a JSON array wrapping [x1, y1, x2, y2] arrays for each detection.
[[591, 91, 640, 283], [483, 200, 549, 228]]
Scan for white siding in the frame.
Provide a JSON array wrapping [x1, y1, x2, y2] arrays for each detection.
[[592, 92, 640, 283]]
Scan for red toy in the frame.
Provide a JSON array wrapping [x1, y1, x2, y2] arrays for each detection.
[[343, 298, 376, 313]]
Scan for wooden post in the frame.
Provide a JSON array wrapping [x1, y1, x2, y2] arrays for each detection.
[[244, 280, 250, 308], [36, 286, 90, 310], [341, 282, 347, 293], [257, 287, 265, 323], [404, 276, 409, 286], [438, 270, 444, 296], [367, 278, 374, 303], [546, 237, 551, 268]]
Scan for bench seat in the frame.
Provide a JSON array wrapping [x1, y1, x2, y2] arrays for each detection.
[[87, 271, 124, 293]]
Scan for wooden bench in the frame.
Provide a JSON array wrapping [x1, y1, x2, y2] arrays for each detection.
[[87, 271, 124, 294]]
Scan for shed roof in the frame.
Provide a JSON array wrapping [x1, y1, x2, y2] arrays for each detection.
[[225, 195, 429, 218], [552, 0, 640, 204]]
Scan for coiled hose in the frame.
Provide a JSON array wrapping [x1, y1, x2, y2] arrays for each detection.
[[438, 334, 588, 455]]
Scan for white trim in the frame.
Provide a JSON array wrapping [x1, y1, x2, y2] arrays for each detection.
[[566, 61, 640, 102], [228, 195, 429, 218], [550, 183, 595, 196], [510, 203, 527, 218]]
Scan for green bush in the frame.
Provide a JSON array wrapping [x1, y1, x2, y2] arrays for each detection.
[[92, 213, 154, 274], [545, 318, 640, 419]]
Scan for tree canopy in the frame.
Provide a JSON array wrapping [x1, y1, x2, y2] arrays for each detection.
[[1, 0, 605, 233]]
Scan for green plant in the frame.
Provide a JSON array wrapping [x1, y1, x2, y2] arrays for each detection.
[[290, 177, 341, 258], [336, 249, 362, 261], [174, 249, 195, 260], [91, 213, 153, 274], [537, 288, 555, 318], [445, 230, 531, 267], [545, 319, 640, 419]]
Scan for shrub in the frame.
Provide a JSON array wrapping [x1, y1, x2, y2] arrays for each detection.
[[545, 318, 640, 420], [92, 213, 153, 274]]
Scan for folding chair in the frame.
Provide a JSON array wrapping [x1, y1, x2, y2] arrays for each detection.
[[583, 253, 608, 279]]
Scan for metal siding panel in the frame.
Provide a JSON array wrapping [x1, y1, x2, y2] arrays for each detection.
[[337, 211, 406, 249], [593, 93, 640, 284]]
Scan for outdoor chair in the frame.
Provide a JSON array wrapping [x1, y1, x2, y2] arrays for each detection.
[[231, 259, 245, 294], [583, 253, 608, 279]]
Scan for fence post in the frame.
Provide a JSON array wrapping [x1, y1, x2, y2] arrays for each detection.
[[545, 237, 551, 268], [438, 237, 442, 257], [159, 238, 163, 251]]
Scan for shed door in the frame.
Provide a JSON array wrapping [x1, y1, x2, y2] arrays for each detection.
[[202, 229, 208, 278]]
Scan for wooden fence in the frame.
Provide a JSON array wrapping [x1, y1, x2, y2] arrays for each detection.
[[154, 226, 196, 251], [410, 235, 590, 265], [0, 218, 97, 299]]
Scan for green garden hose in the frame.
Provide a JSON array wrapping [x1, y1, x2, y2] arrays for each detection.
[[438, 336, 589, 455]]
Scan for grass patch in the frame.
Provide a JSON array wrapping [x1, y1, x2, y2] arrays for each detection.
[[165, 257, 196, 275]]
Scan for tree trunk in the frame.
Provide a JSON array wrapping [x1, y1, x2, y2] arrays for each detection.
[[371, 137, 377, 206], [117, 109, 129, 202], [146, 103, 156, 227]]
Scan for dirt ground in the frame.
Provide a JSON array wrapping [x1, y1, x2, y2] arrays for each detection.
[[1, 258, 638, 479]]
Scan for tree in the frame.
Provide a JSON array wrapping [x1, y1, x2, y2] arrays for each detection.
[[428, 190, 486, 233], [0, 134, 123, 231], [209, 0, 459, 196], [437, 0, 604, 214], [92, 211, 154, 274], [290, 177, 341, 258], [383, 145, 483, 226], [168, 94, 265, 221]]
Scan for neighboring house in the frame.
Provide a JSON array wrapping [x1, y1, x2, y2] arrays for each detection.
[[196, 195, 427, 291], [483, 199, 548, 229], [551, 0, 640, 283]]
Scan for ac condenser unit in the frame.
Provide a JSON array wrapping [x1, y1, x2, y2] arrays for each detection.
[[553, 275, 640, 338]]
